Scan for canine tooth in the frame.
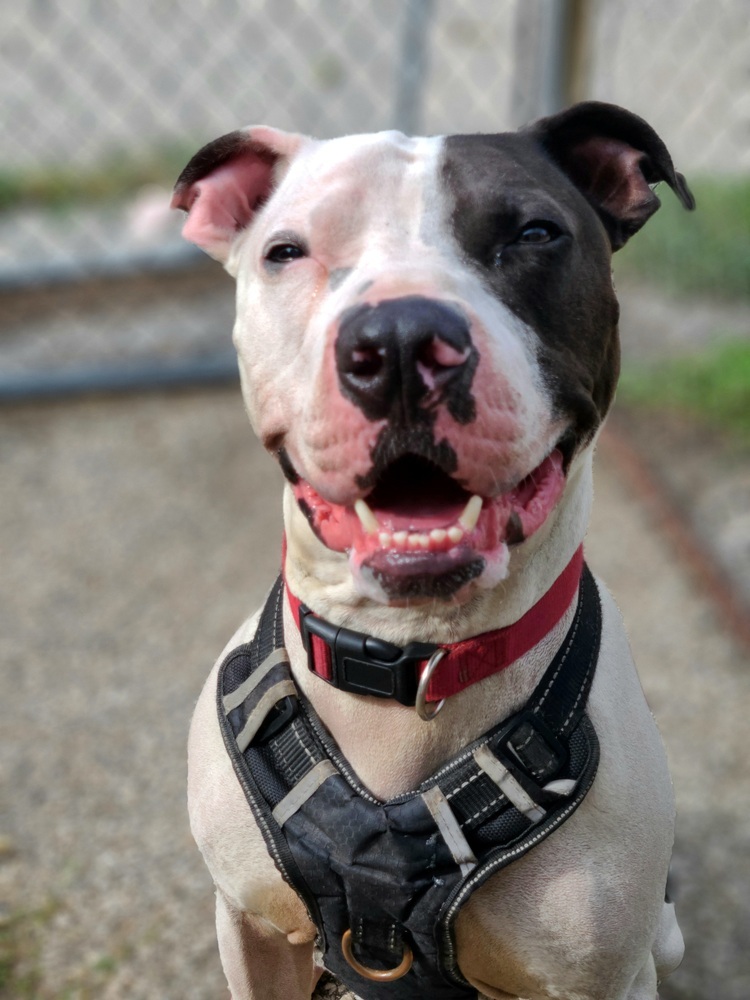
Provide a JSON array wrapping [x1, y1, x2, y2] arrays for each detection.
[[354, 498, 379, 534], [447, 526, 464, 544], [393, 531, 408, 547], [458, 495, 483, 532], [430, 528, 447, 543], [379, 532, 392, 547]]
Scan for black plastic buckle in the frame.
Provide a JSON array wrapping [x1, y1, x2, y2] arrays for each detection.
[[252, 695, 297, 744], [498, 710, 568, 777], [298, 604, 438, 707]]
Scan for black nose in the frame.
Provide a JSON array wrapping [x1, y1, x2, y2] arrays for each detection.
[[335, 295, 476, 423]]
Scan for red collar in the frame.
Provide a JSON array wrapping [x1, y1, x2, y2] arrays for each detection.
[[284, 545, 584, 706]]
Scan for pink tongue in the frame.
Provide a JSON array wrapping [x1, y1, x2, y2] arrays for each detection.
[[367, 458, 471, 530], [370, 498, 468, 531]]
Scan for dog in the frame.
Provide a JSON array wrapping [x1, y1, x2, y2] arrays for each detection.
[[173, 102, 694, 1000]]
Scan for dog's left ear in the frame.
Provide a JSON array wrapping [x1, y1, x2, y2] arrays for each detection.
[[526, 101, 695, 250]]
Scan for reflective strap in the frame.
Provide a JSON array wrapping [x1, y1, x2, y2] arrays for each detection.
[[222, 647, 290, 713], [473, 745, 546, 824], [272, 760, 338, 827], [422, 785, 477, 877], [236, 679, 297, 752]]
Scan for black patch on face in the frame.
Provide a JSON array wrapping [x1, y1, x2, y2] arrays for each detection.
[[329, 267, 353, 291], [276, 447, 299, 484], [354, 425, 458, 492], [335, 295, 479, 426], [441, 133, 620, 451], [296, 496, 317, 536]]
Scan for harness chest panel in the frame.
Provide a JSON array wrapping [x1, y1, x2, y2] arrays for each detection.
[[217, 568, 601, 999]]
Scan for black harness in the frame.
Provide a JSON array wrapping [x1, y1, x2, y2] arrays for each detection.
[[217, 566, 602, 999]]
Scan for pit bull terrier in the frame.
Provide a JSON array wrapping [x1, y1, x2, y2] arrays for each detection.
[[173, 102, 694, 1000]]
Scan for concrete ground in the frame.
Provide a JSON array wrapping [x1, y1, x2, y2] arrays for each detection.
[[1, 387, 748, 999]]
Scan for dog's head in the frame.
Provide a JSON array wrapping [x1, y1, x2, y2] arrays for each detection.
[[173, 103, 693, 608]]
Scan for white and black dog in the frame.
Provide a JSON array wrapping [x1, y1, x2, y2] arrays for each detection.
[[173, 103, 693, 1000]]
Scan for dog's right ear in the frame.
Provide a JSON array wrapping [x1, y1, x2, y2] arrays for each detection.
[[171, 126, 306, 264]]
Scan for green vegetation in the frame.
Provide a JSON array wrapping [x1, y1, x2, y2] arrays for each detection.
[[0, 897, 126, 999], [0, 145, 193, 213], [616, 175, 750, 302], [619, 339, 750, 442], [0, 900, 59, 998]]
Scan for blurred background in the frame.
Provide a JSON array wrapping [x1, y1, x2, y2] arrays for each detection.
[[1, 1, 748, 998]]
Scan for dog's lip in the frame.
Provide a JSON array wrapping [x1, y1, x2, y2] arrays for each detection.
[[290, 448, 566, 557]]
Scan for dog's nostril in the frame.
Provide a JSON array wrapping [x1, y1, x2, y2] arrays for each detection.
[[416, 337, 470, 372], [347, 346, 385, 378]]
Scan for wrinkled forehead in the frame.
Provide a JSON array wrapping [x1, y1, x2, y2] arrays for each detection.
[[267, 131, 446, 245]]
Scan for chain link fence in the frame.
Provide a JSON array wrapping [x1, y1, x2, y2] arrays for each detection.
[[0, 0, 748, 397]]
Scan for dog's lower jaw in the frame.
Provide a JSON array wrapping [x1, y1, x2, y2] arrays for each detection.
[[281, 447, 594, 646]]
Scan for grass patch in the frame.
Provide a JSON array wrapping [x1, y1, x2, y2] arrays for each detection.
[[618, 339, 750, 442], [0, 899, 60, 998], [0, 144, 194, 213], [615, 174, 750, 302], [0, 898, 125, 999]]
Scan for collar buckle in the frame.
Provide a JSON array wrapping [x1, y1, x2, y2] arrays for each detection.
[[298, 604, 439, 707]]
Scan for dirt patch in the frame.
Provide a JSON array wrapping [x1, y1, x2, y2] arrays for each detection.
[[609, 402, 750, 622]]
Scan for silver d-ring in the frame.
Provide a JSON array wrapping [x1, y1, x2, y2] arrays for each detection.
[[415, 648, 447, 722]]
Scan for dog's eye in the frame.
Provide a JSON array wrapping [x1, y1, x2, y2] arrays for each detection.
[[265, 243, 306, 264], [516, 222, 561, 245]]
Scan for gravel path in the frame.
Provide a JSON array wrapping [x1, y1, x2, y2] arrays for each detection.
[[1, 388, 748, 998]]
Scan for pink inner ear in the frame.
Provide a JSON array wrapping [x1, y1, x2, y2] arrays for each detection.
[[177, 154, 276, 260], [568, 137, 654, 222]]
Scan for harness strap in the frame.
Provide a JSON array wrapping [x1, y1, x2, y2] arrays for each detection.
[[273, 760, 339, 827], [422, 786, 478, 877]]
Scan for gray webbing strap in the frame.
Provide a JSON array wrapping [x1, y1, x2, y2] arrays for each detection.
[[272, 760, 338, 827], [473, 744, 546, 823], [422, 786, 477, 877], [235, 680, 297, 752], [222, 648, 290, 713]]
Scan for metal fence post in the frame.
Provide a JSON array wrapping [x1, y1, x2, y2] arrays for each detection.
[[393, 0, 435, 134], [538, 0, 591, 116]]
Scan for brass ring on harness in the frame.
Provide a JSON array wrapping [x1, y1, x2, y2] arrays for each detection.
[[341, 929, 413, 981], [415, 647, 447, 722]]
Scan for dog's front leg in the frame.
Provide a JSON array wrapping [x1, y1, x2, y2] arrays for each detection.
[[216, 889, 320, 1000]]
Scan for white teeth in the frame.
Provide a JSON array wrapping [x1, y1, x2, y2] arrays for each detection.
[[380, 527, 462, 549], [458, 495, 482, 533], [354, 498, 379, 534], [360, 496, 483, 549]]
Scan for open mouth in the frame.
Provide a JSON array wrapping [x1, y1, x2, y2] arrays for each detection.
[[290, 448, 567, 602]]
